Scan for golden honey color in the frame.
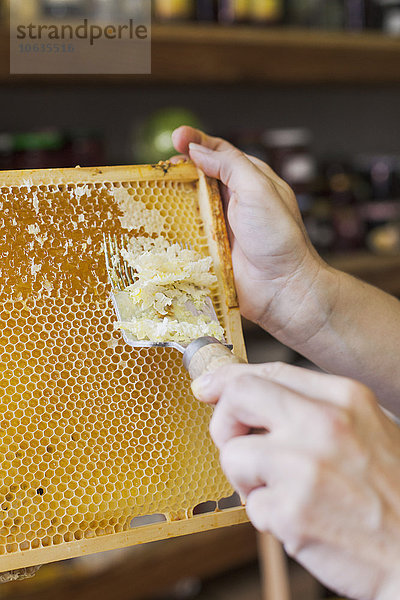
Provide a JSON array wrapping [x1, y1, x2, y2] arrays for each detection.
[[0, 166, 241, 567]]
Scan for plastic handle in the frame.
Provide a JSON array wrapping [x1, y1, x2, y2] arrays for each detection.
[[183, 337, 243, 381]]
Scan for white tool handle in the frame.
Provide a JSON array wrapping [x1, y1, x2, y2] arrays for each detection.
[[183, 337, 243, 380]]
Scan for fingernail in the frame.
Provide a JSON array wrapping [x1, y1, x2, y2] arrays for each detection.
[[189, 142, 212, 155], [191, 374, 213, 399]]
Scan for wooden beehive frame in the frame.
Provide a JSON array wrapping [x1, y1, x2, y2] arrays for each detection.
[[0, 162, 250, 571]]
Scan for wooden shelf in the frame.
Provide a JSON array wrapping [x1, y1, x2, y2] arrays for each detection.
[[2, 24, 400, 84], [150, 25, 400, 85]]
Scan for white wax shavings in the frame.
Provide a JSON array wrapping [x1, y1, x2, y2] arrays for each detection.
[[28, 224, 40, 235], [81, 236, 93, 252], [31, 262, 42, 277], [75, 185, 91, 200], [43, 278, 53, 293], [27, 223, 47, 247], [112, 188, 164, 234], [32, 192, 39, 214], [119, 317, 224, 345], [116, 236, 224, 344]]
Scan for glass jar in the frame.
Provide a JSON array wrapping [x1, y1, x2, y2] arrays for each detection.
[[249, 0, 284, 25], [263, 128, 317, 217], [153, 0, 194, 22], [263, 128, 316, 194]]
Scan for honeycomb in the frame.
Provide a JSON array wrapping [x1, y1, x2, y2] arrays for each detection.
[[0, 164, 246, 571]]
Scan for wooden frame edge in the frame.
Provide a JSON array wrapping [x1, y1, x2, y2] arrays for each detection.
[[196, 171, 247, 359], [0, 162, 199, 187], [0, 508, 248, 572]]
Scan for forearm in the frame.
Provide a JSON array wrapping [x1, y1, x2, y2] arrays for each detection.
[[263, 262, 400, 414]]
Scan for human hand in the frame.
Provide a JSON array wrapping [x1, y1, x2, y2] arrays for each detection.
[[172, 126, 340, 348], [192, 362, 400, 600]]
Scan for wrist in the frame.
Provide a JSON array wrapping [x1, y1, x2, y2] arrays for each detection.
[[258, 254, 342, 353]]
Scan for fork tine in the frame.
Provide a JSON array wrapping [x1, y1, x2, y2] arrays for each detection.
[[178, 240, 192, 251], [123, 234, 136, 285], [121, 235, 134, 287], [103, 232, 137, 290], [103, 233, 117, 288], [114, 233, 128, 289], [122, 234, 137, 286]]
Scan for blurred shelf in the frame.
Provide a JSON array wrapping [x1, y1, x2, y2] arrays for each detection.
[[327, 251, 400, 296], [149, 25, 400, 85], [2, 25, 400, 84]]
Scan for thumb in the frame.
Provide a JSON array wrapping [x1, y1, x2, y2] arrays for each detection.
[[188, 142, 275, 200]]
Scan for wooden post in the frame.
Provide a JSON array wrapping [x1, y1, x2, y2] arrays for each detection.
[[258, 533, 291, 600]]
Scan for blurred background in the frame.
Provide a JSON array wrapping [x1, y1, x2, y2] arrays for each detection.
[[1, 1, 400, 599]]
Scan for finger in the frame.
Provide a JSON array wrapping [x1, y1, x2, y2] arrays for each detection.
[[245, 486, 273, 532], [222, 435, 320, 495], [245, 485, 286, 535], [173, 128, 302, 264], [169, 154, 188, 164], [209, 374, 317, 448], [245, 464, 313, 541], [218, 434, 269, 498], [172, 127, 279, 180], [173, 127, 276, 198], [192, 361, 357, 408], [172, 127, 293, 214], [187, 142, 272, 198], [245, 153, 288, 191], [172, 127, 281, 185], [172, 126, 232, 155], [245, 153, 301, 218]]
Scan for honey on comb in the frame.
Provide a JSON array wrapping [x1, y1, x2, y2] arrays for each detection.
[[0, 175, 234, 561]]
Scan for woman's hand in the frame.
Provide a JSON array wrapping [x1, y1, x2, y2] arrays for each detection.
[[172, 126, 340, 349], [173, 126, 400, 414], [192, 363, 400, 600]]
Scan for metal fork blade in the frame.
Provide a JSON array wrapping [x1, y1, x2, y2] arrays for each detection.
[[121, 235, 134, 287], [103, 235, 228, 350], [111, 290, 186, 352], [104, 235, 192, 292], [103, 233, 137, 290]]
